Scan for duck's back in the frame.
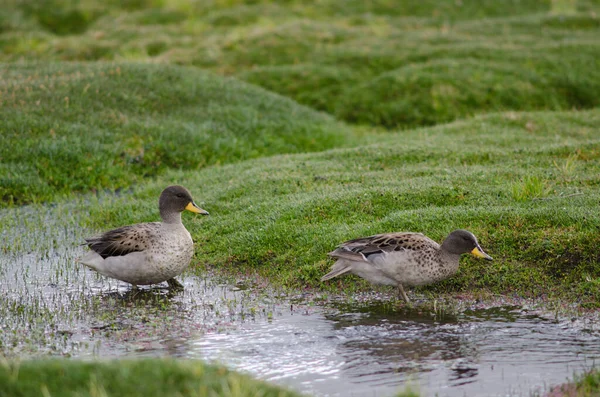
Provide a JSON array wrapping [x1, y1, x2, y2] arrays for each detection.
[[85, 222, 162, 259]]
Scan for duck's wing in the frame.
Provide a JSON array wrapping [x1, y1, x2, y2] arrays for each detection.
[[84, 223, 161, 259], [329, 232, 439, 263]]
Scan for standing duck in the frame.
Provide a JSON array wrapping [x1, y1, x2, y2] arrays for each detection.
[[80, 185, 209, 289], [321, 229, 492, 302]]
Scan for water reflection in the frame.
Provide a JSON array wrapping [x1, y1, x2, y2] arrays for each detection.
[[322, 303, 466, 390], [190, 302, 600, 397]]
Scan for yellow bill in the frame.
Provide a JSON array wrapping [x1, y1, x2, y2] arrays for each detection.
[[185, 201, 209, 215], [471, 246, 493, 261]]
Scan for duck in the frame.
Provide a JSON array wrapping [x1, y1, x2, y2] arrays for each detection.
[[80, 185, 209, 289], [321, 229, 492, 303]]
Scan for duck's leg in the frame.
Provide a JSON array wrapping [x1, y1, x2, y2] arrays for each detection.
[[130, 284, 141, 298], [167, 278, 184, 290], [397, 284, 410, 303]]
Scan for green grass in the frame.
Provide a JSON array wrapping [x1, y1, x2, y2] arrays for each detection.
[[575, 370, 600, 395], [0, 359, 419, 396], [2, 0, 600, 128], [0, 359, 303, 397], [547, 368, 600, 396], [0, 62, 356, 206]]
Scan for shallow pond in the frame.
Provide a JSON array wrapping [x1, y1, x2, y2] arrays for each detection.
[[189, 301, 600, 396], [1, 206, 599, 396]]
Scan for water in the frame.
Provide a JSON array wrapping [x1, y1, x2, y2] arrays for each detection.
[[1, 205, 599, 396], [183, 303, 600, 397]]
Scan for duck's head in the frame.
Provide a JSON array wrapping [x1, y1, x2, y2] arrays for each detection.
[[441, 229, 492, 260], [159, 185, 209, 219]]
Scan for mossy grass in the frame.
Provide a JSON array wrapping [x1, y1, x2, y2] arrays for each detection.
[[2, 0, 599, 128], [0, 62, 357, 206], [4, 95, 598, 305], [0, 359, 303, 397]]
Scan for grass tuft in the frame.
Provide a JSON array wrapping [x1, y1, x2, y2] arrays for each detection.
[[511, 176, 551, 202]]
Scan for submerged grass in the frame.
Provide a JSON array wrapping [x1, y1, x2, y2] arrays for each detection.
[[0, 359, 303, 397], [547, 368, 600, 397]]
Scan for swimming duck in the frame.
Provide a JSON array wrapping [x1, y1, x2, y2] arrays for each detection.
[[80, 185, 209, 288], [321, 229, 492, 303]]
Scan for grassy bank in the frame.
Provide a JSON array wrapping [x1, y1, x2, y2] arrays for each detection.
[[0, 359, 303, 397], [0, 62, 356, 206], [2, 0, 600, 128]]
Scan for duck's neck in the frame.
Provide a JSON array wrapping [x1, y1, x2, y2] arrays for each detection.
[[161, 210, 182, 224], [437, 249, 461, 275]]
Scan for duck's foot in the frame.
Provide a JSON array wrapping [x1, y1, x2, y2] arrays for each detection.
[[167, 278, 184, 290]]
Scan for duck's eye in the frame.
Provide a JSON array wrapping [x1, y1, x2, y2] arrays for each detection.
[[176, 193, 185, 198]]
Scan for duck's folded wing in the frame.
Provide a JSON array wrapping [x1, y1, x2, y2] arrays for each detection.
[[330, 232, 434, 262], [85, 223, 159, 259]]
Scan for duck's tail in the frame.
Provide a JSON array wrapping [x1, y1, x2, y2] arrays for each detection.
[[321, 260, 352, 281], [79, 250, 103, 271]]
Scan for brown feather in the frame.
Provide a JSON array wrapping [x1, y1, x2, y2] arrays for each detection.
[[335, 232, 437, 259], [85, 223, 160, 259]]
